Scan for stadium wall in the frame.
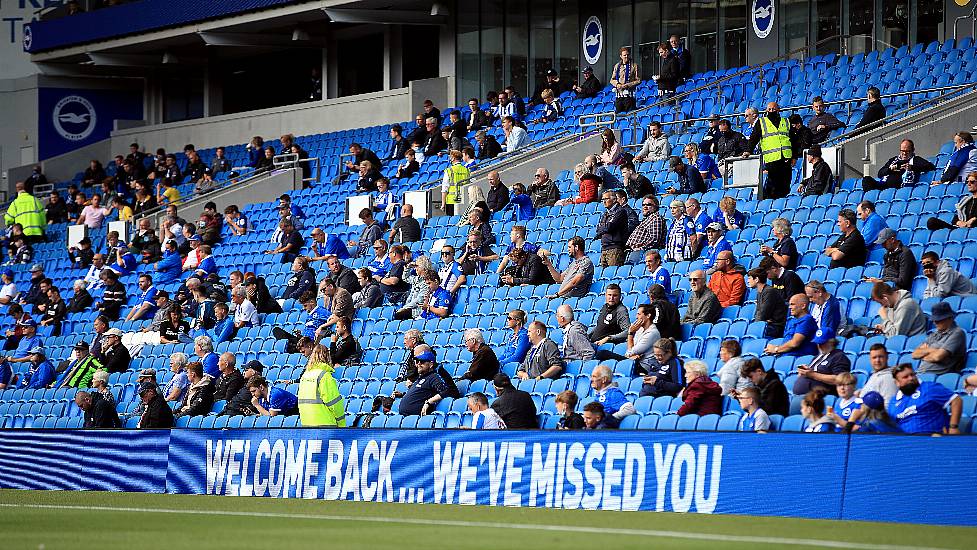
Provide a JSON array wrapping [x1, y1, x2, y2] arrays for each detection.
[[1, 428, 974, 526], [109, 86, 412, 156]]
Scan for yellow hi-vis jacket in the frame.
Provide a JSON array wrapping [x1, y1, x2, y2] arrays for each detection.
[[298, 361, 346, 427]]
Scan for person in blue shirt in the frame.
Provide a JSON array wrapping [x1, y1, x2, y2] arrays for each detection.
[[249, 376, 298, 416], [196, 302, 234, 345], [497, 309, 530, 366], [590, 364, 636, 428], [684, 198, 712, 257], [889, 365, 962, 434], [281, 256, 316, 301], [309, 228, 351, 261], [701, 223, 733, 272], [764, 293, 818, 357], [271, 293, 327, 353], [805, 280, 842, 336], [192, 245, 218, 279], [18, 347, 55, 389], [712, 196, 747, 230], [856, 200, 889, 251], [372, 178, 398, 220], [845, 391, 902, 433], [193, 335, 221, 379], [644, 250, 672, 296], [0, 318, 43, 388], [685, 143, 721, 181], [801, 389, 835, 433], [420, 273, 453, 320], [125, 274, 158, 322], [939, 131, 977, 183], [279, 194, 306, 229], [664, 157, 706, 195], [507, 183, 535, 222], [154, 239, 183, 284], [109, 244, 138, 277]]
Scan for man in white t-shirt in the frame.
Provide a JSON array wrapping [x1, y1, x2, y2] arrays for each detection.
[[468, 392, 506, 429], [0, 269, 17, 305], [232, 286, 258, 330]]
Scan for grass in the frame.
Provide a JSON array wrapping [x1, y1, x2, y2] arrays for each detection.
[[0, 489, 974, 550]]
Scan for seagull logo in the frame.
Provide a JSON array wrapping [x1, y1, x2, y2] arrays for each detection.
[[52, 95, 97, 142], [751, 0, 775, 39], [582, 16, 603, 65], [58, 113, 91, 124]]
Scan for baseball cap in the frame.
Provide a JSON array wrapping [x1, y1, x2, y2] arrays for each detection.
[[74, 340, 90, 350], [807, 144, 822, 157], [138, 381, 157, 395], [1, 268, 13, 279], [155, 290, 170, 300], [668, 157, 683, 170], [17, 318, 37, 328], [30, 263, 44, 272], [706, 222, 723, 231], [188, 234, 202, 242], [930, 301, 957, 322], [709, 113, 720, 121], [583, 66, 594, 74], [28, 346, 45, 356], [874, 227, 897, 245], [104, 328, 123, 337], [138, 368, 157, 378], [243, 360, 264, 374], [414, 350, 437, 362], [546, 68, 558, 76], [861, 391, 885, 411], [812, 328, 836, 345]]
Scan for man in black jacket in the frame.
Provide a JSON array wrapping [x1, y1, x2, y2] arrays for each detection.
[[465, 98, 491, 133], [327, 256, 361, 296], [595, 191, 628, 267], [485, 171, 509, 214], [807, 96, 846, 143], [853, 87, 886, 134], [490, 373, 537, 429], [797, 145, 832, 196], [573, 67, 602, 99], [422, 117, 447, 158], [76, 390, 121, 428], [714, 119, 747, 162], [138, 382, 174, 428], [740, 359, 789, 417], [475, 131, 502, 160], [862, 139, 936, 190], [100, 328, 131, 373], [220, 360, 264, 416], [214, 352, 245, 401], [459, 328, 500, 382], [500, 248, 551, 287]]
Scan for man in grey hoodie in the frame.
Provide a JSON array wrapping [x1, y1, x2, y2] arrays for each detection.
[[871, 282, 927, 337], [921, 251, 976, 299]]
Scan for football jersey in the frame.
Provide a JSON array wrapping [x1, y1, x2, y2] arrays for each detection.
[[888, 381, 956, 434], [472, 408, 506, 429]]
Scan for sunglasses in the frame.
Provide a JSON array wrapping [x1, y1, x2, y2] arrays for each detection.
[[922, 264, 936, 269]]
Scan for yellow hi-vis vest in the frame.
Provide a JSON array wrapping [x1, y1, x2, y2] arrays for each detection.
[[758, 115, 792, 164], [444, 163, 470, 205], [4, 192, 46, 237], [297, 363, 346, 427]]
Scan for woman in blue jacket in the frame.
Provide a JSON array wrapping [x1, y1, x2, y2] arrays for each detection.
[[497, 309, 530, 366]]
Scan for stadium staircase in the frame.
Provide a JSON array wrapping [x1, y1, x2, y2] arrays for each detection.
[[3, 38, 977, 432]]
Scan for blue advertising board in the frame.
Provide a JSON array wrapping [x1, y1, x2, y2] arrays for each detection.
[[0, 429, 170, 492], [38, 87, 143, 160], [3, 427, 975, 527], [167, 429, 850, 520]]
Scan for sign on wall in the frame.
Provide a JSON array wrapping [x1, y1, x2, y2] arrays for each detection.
[[38, 87, 142, 160], [582, 16, 602, 66], [751, 0, 776, 39]]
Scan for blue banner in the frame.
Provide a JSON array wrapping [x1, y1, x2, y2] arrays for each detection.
[[24, 0, 298, 53], [0, 429, 170, 492], [38, 87, 143, 160], [166, 429, 850, 520]]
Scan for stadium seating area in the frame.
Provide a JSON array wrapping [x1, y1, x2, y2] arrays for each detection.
[[2, 38, 977, 433]]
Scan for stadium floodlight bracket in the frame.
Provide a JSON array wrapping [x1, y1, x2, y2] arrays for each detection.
[[322, 8, 447, 25]]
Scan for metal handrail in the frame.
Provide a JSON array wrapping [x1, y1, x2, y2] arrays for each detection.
[[597, 33, 850, 135], [953, 6, 977, 41]]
